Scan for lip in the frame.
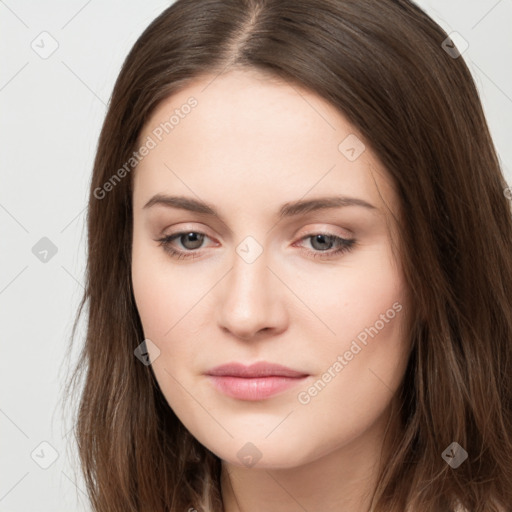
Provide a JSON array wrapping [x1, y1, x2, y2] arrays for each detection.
[[205, 362, 309, 401]]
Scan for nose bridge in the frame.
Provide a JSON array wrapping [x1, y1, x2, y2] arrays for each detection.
[[227, 247, 271, 311], [216, 242, 284, 338], [228, 231, 270, 298]]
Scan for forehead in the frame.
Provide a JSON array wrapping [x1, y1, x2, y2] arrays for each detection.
[[133, 69, 397, 219]]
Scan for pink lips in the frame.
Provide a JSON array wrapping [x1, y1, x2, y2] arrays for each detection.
[[205, 362, 309, 401]]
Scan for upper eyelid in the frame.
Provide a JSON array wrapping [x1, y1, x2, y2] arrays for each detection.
[[161, 222, 353, 240], [162, 231, 216, 247], [164, 229, 216, 243]]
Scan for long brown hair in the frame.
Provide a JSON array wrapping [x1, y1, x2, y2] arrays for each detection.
[[64, 0, 512, 510]]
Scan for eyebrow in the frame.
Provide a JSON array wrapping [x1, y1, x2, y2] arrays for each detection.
[[143, 194, 377, 219]]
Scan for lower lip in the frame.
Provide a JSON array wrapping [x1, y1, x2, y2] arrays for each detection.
[[207, 375, 308, 401]]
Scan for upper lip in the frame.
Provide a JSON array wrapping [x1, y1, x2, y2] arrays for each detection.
[[205, 362, 308, 378]]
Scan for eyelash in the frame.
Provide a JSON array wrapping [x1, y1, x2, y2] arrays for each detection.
[[155, 231, 356, 260]]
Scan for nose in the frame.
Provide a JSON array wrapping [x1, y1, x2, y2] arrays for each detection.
[[216, 251, 288, 341]]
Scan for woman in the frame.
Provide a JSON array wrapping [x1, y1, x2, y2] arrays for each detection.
[[65, 0, 512, 510]]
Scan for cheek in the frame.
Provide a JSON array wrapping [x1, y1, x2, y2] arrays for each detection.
[[132, 241, 169, 337], [304, 282, 407, 406], [293, 245, 406, 358], [131, 241, 216, 388], [131, 238, 205, 338], [290, 278, 408, 459]]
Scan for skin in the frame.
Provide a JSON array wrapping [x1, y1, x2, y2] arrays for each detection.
[[131, 68, 411, 512]]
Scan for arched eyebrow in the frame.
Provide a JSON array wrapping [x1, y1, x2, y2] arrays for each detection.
[[142, 194, 377, 220]]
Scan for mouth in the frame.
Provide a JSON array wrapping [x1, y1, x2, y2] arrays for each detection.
[[205, 362, 310, 401]]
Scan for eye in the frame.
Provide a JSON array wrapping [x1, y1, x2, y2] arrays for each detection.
[[295, 233, 356, 259], [156, 231, 212, 259], [156, 231, 356, 261]]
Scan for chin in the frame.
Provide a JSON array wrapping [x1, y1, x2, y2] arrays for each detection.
[[197, 435, 321, 470]]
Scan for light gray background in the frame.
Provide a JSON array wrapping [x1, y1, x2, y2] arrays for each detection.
[[1, 1, 511, 510]]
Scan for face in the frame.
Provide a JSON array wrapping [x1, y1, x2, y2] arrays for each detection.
[[131, 68, 410, 469]]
